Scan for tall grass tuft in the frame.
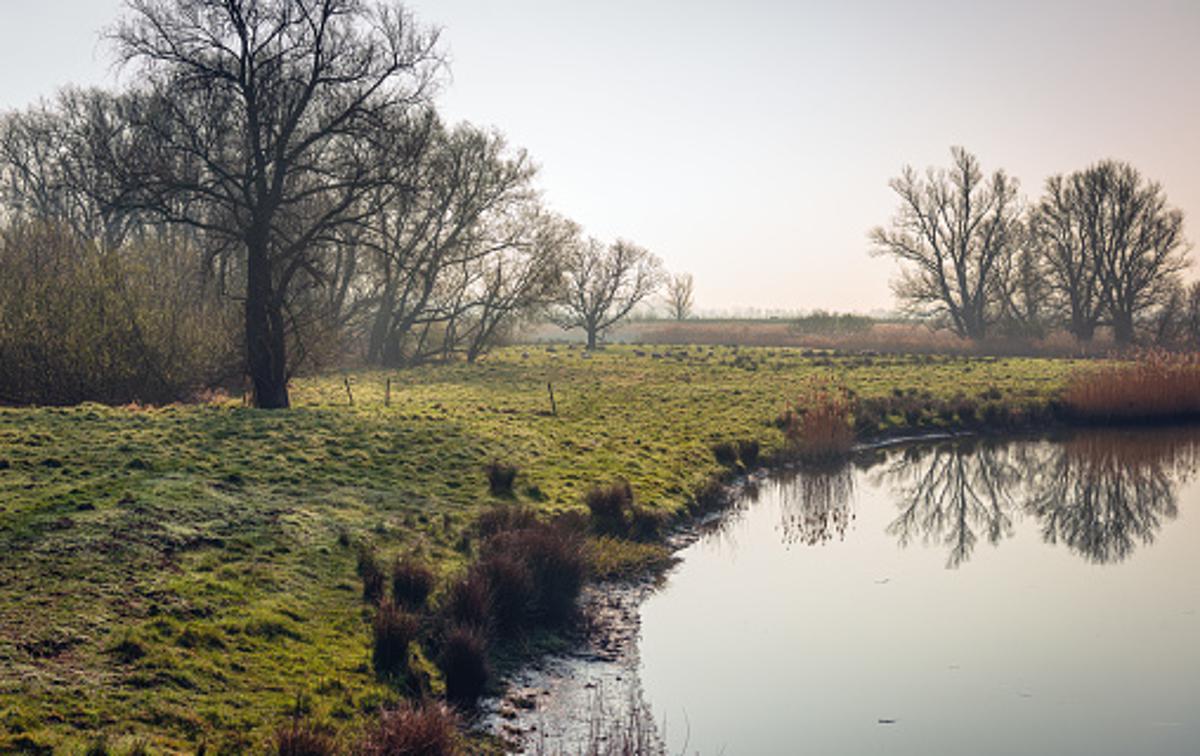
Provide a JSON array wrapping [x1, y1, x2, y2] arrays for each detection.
[[780, 382, 855, 461], [392, 557, 435, 611], [360, 701, 460, 756], [275, 718, 338, 756], [439, 625, 491, 705], [585, 480, 636, 534], [372, 601, 419, 678], [485, 460, 519, 496], [1064, 350, 1200, 422], [357, 546, 385, 605]]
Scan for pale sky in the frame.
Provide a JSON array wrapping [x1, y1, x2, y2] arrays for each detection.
[[1, 0, 1198, 314]]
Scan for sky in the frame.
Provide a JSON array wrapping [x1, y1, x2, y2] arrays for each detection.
[[1, 0, 1198, 314]]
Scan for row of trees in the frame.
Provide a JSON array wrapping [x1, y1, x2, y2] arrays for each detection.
[[0, 0, 691, 407], [871, 147, 1193, 344]]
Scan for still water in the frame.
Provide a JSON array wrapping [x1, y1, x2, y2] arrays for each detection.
[[637, 429, 1200, 755]]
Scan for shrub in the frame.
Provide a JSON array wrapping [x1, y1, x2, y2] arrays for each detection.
[[372, 602, 419, 678], [485, 460, 518, 496], [275, 719, 338, 756], [360, 701, 460, 756], [357, 547, 385, 605], [585, 480, 635, 534], [439, 625, 490, 706], [392, 557, 435, 611], [1063, 350, 1200, 422]]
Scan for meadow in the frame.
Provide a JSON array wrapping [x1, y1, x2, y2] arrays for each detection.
[[0, 345, 1079, 753]]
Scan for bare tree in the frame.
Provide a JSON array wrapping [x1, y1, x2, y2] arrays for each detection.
[[553, 238, 663, 349], [870, 147, 1021, 340], [1085, 161, 1188, 344], [1030, 173, 1106, 341], [110, 0, 443, 408], [664, 272, 694, 321]]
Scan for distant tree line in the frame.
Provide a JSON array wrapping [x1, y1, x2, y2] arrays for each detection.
[[0, 0, 686, 407], [872, 147, 1194, 346]]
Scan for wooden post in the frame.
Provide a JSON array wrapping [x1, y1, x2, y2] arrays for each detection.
[[385, 378, 392, 408], [547, 381, 557, 416], [344, 377, 354, 407]]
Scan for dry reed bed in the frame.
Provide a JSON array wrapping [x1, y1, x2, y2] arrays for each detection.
[[1063, 351, 1200, 422]]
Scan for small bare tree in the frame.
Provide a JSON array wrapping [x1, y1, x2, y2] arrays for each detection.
[[665, 272, 695, 321], [553, 238, 663, 349], [870, 147, 1021, 340]]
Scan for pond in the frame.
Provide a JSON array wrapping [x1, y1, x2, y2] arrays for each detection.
[[637, 429, 1200, 755]]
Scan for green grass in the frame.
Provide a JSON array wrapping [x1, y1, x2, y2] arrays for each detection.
[[0, 345, 1077, 752]]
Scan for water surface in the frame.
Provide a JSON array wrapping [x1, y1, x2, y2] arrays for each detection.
[[638, 429, 1200, 755]]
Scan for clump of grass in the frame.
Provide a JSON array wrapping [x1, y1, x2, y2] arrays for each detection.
[[780, 382, 854, 460], [1064, 350, 1200, 422], [444, 570, 492, 631], [736, 439, 760, 468], [473, 551, 535, 637], [357, 546, 385, 605], [711, 441, 739, 468], [483, 523, 587, 626], [439, 625, 491, 706], [485, 460, 519, 496], [275, 718, 338, 756], [372, 601, 419, 678], [476, 503, 538, 537], [585, 479, 636, 534], [392, 557, 435, 611], [360, 701, 460, 756]]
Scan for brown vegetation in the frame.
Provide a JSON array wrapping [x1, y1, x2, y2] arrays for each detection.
[[360, 701, 461, 756], [1064, 350, 1200, 422], [780, 382, 855, 460]]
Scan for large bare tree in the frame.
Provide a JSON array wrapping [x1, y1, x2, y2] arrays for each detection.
[[553, 238, 663, 349], [1030, 173, 1106, 341], [111, 0, 443, 407], [870, 147, 1021, 340]]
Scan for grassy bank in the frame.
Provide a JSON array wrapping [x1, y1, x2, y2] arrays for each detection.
[[0, 346, 1076, 752]]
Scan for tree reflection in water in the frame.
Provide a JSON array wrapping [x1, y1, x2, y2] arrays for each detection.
[[765, 430, 1200, 566], [877, 440, 1023, 568], [872, 429, 1200, 567], [773, 463, 856, 547], [1026, 430, 1199, 564]]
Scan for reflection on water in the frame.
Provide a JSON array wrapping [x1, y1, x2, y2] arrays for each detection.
[[638, 428, 1200, 755], [771, 429, 1200, 567]]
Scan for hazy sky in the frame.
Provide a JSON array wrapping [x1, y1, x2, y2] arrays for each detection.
[[2, 1, 1198, 313]]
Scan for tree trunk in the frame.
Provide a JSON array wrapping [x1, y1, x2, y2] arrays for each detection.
[[1070, 316, 1095, 342], [245, 239, 290, 409], [1112, 311, 1135, 345], [585, 327, 598, 350]]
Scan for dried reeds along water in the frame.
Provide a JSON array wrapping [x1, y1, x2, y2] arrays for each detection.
[[1064, 350, 1200, 422], [637, 429, 1200, 755]]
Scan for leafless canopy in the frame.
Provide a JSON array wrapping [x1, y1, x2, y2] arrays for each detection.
[[870, 147, 1022, 340], [109, 0, 444, 407], [664, 272, 695, 321]]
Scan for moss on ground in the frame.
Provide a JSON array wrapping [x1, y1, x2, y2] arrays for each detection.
[[0, 345, 1076, 752]]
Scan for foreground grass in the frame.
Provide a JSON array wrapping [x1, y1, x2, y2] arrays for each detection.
[[0, 345, 1076, 752]]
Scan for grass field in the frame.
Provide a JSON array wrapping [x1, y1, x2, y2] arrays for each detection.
[[0, 345, 1077, 753]]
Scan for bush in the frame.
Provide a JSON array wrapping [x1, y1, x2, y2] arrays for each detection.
[[585, 480, 635, 535], [485, 460, 518, 496], [372, 601, 419, 678], [0, 221, 237, 405], [392, 557, 435, 611], [358, 547, 385, 605], [360, 701, 460, 756], [275, 719, 338, 756], [439, 625, 490, 706]]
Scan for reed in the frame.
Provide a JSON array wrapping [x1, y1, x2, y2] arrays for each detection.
[[780, 382, 855, 460], [1063, 350, 1200, 422]]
